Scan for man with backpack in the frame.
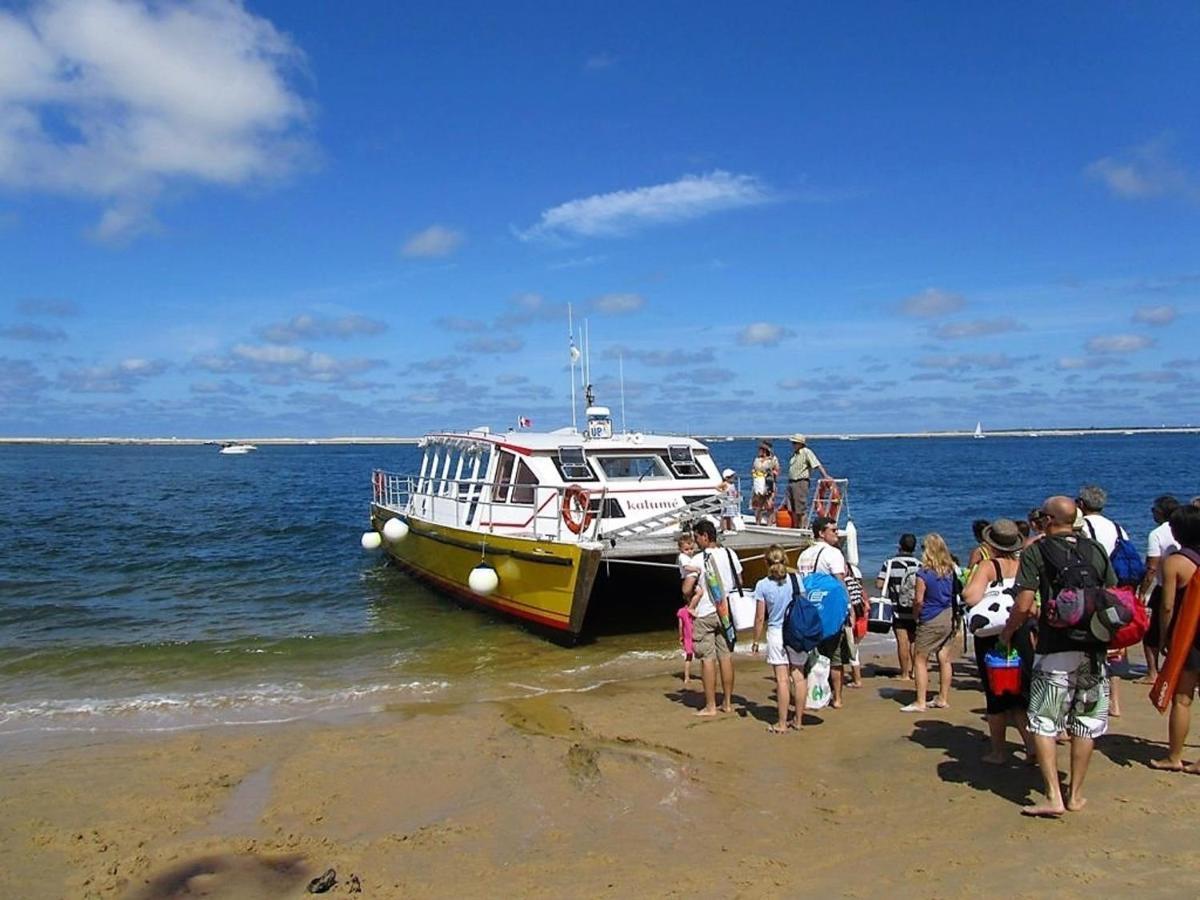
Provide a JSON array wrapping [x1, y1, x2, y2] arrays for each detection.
[[877, 534, 921, 680], [1077, 484, 1146, 716], [798, 517, 852, 708], [1000, 496, 1116, 818], [685, 520, 743, 717], [1077, 484, 1143, 583]]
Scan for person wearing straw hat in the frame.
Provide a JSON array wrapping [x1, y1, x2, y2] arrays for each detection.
[[962, 518, 1033, 765], [784, 434, 831, 530]]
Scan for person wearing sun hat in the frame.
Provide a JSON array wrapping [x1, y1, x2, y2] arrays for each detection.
[[961, 518, 1033, 764], [784, 433, 831, 530]]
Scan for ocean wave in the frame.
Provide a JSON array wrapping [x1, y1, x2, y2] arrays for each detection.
[[0, 679, 452, 732]]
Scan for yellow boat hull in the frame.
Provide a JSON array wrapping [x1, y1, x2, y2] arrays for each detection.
[[370, 507, 602, 635]]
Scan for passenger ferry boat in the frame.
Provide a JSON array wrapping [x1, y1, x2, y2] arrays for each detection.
[[365, 404, 857, 641]]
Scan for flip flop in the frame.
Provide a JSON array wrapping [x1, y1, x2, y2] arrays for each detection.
[[307, 869, 337, 894]]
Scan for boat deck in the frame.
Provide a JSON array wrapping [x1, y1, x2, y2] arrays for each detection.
[[599, 525, 813, 562]]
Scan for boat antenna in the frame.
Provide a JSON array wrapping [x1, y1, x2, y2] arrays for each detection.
[[583, 318, 591, 400], [568, 304, 579, 431], [619, 351, 627, 433]]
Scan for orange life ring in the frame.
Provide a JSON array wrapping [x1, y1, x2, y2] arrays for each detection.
[[561, 484, 593, 535], [814, 478, 841, 520]]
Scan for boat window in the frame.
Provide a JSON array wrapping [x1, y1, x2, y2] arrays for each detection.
[[492, 451, 515, 503], [595, 454, 672, 481], [554, 445, 596, 482], [666, 445, 705, 478], [511, 460, 539, 505]]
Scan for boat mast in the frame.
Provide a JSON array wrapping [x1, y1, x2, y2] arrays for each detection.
[[619, 351, 627, 433], [568, 305, 579, 432]]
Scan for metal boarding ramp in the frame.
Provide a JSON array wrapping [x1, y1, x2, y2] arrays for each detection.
[[597, 493, 726, 544]]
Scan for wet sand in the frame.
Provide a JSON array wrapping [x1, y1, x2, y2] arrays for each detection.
[[2, 648, 1199, 899]]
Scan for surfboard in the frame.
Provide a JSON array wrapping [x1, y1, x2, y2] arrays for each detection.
[[1150, 569, 1200, 713]]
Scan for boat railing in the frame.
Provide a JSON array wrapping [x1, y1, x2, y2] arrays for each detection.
[[372, 470, 612, 542]]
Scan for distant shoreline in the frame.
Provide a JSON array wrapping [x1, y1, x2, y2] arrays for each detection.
[[1, 427, 1197, 446]]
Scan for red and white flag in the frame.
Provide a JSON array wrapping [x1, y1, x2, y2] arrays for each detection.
[[517, 416, 533, 429]]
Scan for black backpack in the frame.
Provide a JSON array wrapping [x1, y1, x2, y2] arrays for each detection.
[[1038, 537, 1108, 648]]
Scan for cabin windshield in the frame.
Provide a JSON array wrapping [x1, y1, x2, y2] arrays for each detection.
[[595, 454, 672, 481], [555, 445, 596, 482], [667, 444, 705, 478]]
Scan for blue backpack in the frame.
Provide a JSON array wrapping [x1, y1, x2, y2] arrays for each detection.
[[1085, 519, 1146, 588], [783, 571, 850, 652]]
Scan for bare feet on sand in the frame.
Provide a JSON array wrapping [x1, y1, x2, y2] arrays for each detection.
[[1021, 802, 1065, 818], [766, 723, 788, 734], [694, 708, 719, 717], [720, 703, 734, 714], [982, 752, 1007, 765], [899, 703, 926, 713], [1149, 758, 1185, 771], [1066, 797, 1088, 812]]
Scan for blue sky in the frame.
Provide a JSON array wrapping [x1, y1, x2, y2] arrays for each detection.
[[1, 1, 1198, 437]]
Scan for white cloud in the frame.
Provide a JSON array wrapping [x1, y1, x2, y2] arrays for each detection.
[[401, 224, 464, 258], [58, 356, 168, 392], [737, 322, 795, 347], [195, 343, 382, 384], [1085, 334, 1154, 353], [584, 52, 615, 71], [0, 356, 50, 401], [1132, 304, 1177, 326], [0, 0, 312, 241], [933, 317, 1024, 340], [914, 353, 1021, 370], [259, 313, 386, 344], [460, 336, 524, 354], [898, 288, 966, 317], [1057, 356, 1126, 370], [16, 297, 77, 317], [517, 170, 772, 241], [0, 323, 66, 341], [589, 293, 644, 314], [1085, 138, 1200, 204]]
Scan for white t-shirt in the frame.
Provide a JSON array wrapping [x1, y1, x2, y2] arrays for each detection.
[[1082, 513, 1127, 557], [797, 542, 846, 578], [1148, 521, 1179, 586], [692, 546, 744, 618]]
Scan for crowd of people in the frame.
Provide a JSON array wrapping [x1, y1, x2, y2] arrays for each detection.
[[673, 480, 1200, 819]]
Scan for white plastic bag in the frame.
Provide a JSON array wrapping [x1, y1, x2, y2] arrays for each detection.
[[729, 588, 756, 631], [806, 653, 832, 710]]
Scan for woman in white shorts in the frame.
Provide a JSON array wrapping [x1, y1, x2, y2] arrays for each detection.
[[751, 545, 811, 732]]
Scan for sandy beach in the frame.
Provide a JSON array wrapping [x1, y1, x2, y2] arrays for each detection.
[[2, 644, 1198, 899]]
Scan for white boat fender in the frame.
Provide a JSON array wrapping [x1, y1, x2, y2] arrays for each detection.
[[382, 517, 409, 542], [468, 563, 500, 595], [843, 520, 860, 566], [360, 531, 383, 550]]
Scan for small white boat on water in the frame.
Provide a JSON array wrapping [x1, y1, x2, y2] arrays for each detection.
[[219, 443, 257, 454], [973, 422, 984, 439]]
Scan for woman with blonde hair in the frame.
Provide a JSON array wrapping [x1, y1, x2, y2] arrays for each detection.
[[751, 544, 808, 732], [901, 533, 960, 713]]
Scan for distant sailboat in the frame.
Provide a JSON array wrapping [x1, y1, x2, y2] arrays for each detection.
[[973, 422, 984, 439]]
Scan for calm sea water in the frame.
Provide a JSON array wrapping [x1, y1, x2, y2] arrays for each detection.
[[1, 435, 1195, 735]]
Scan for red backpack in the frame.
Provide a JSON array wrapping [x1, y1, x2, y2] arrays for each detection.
[[1096, 585, 1149, 650]]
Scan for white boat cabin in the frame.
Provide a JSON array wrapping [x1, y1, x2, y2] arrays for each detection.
[[400, 408, 723, 542]]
